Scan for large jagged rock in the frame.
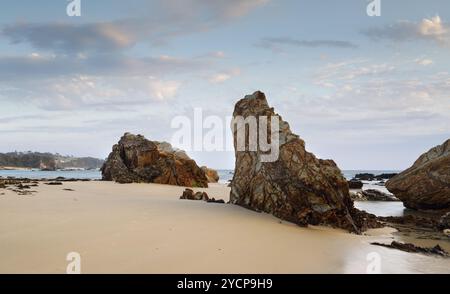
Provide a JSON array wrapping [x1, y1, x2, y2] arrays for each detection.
[[102, 133, 208, 187], [230, 91, 380, 233], [386, 139, 450, 210]]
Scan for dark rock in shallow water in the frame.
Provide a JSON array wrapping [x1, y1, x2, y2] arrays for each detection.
[[348, 180, 363, 189], [386, 139, 450, 210], [102, 133, 208, 187], [229, 91, 381, 233], [371, 241, 448, 257], [354, 173, 375, 181], [361, 189, 398, 201], [374, 173, 398, 180]]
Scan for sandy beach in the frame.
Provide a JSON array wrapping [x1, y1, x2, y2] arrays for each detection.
[[0, 181, 449, 274]]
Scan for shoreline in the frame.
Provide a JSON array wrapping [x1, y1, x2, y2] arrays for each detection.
[[0, 181, 449, 273], [0, 166, 33, 171]]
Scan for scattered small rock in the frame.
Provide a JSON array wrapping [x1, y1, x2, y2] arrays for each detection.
[[370, 241, 448, 257], [179, 188, 209, 201], [179, 188, 225, 204], [63, 188, 75, 192], [45, 182, 63, 186], [16, 183, 31, 190]]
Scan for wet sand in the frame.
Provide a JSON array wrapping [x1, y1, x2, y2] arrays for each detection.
[[0, 181, 449, 274]]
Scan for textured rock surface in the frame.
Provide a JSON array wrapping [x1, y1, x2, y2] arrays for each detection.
[[102, 133, 208, 187], [201, 166, 220, 183], [230, 91, 380, 233], [386, 139, 450, 210]]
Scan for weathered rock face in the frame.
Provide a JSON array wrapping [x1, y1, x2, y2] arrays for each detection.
[[230, 91, 380, 233], [201, 166, 220, 183], [386, 139, 450, 210], [102, 133, 208, 187]]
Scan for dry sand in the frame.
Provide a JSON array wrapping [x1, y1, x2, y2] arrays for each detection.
[[0, 181, 449, 274]]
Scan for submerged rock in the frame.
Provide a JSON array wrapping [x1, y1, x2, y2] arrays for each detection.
[[370, 241, 448, 257], [386, 139, 450, 210], [348, 180, 363, 189], [102, 133, 208, 187], [374, 173, 398, 180], [229, 91, 380, 233], [354, 173, 375, 181]]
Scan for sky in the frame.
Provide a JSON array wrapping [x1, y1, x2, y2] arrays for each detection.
[[0, 0, 449, 170]]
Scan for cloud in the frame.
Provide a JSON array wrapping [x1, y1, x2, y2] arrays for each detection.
[[147, 78, 181, 101], [414, 58, 433, 66], [0, 75, 182, 111], [0, 53, 206, 80], [1, 0, 268, 54], [314, 60, 396, 83], [280, 59, 450, 141], [362, 16, 450, 46], [2, 22, 135, 54], [208, 68, 241, 84], [257, 37, 358, 51]]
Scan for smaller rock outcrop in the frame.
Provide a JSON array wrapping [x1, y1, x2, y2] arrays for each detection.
[[201, 166, 220, 183], [102, 133, 208, 187], [386, 139, 450, 210]]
